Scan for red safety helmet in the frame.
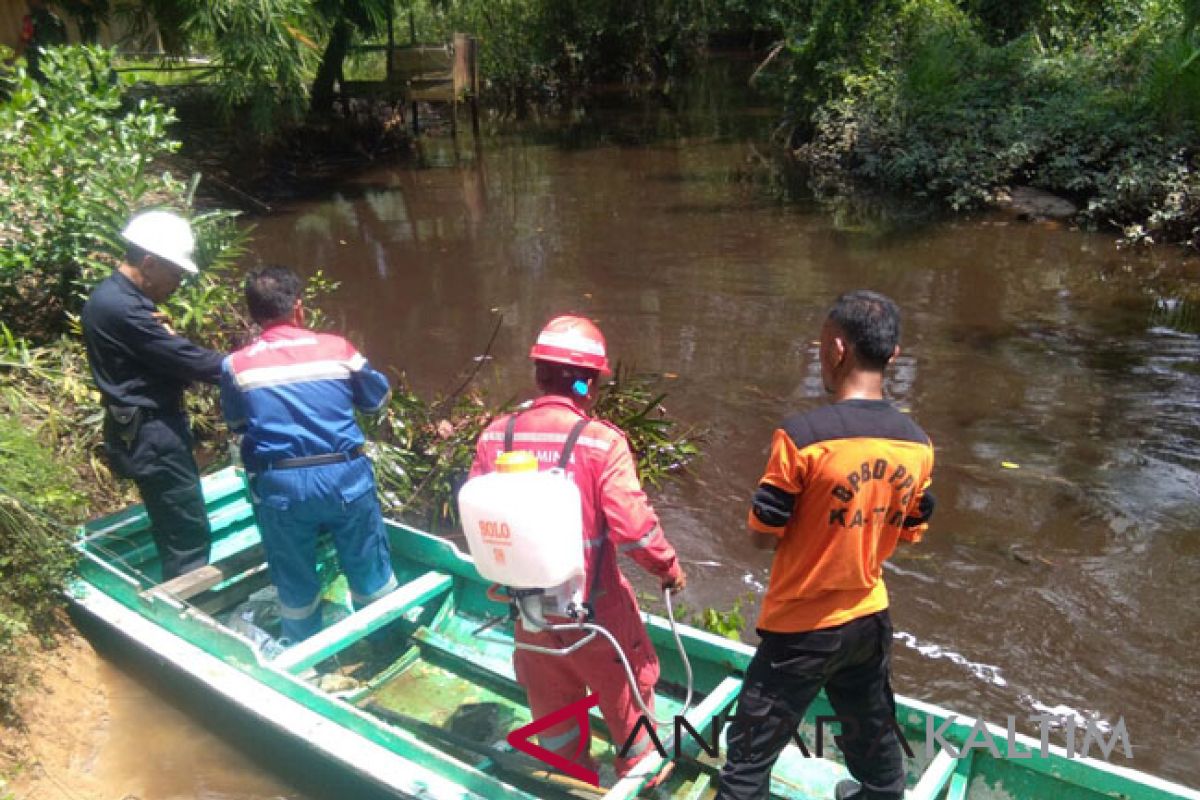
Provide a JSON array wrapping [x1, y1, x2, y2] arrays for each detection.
[[529, 315, 611, 375]]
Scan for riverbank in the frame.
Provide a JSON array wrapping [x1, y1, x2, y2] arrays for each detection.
[[160, 85, 417, 214], [1, 628, 111, 800], [779, 0, 1200, 250]]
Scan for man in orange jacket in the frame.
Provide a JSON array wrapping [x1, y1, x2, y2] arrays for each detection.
[[469, 315, 686, 779], [715, 290, 935, 800]]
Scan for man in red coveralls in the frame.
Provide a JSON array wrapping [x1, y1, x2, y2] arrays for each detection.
[[469, 315, 687, 778]]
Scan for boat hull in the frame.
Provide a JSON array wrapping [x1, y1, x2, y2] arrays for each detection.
[[67, 467, 1200, 800]]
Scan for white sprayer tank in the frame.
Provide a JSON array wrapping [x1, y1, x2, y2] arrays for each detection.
[[457, 451, 585, 588]]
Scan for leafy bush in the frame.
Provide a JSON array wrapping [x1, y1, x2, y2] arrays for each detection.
[[784, 0, 1200, 247], [0, 46, 245, 339], [592, 365, 702, 488], [181, 0, 319, 131], [647, 591, 755, 640], [0, 47, 176, 333]]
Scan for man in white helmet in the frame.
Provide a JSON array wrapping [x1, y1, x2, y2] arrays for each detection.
[[81, 210, 225, 580]]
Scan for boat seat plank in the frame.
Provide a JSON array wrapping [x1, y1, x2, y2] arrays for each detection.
[[145, 543, 266, 601], [275, 571, 454, 673], [193, 565, 273, 616], [910, 749, 955, 800], [946, 771, 968, 800]]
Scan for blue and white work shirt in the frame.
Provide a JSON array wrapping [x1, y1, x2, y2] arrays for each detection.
[[220, 323, 390, 475]]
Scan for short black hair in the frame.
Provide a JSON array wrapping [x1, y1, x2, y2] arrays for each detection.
[[535, 360, 599, 398], [244, 265, 302, 325], [828, 290, 901, 370], [125, 242, 151, 267]]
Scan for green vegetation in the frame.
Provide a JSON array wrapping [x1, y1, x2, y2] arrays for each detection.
[[0, 47, 245, 339], [398, 0, 790, 106], [593, 366, 702, 488], [54, 1, 787, 126], [0, 414, 85, 724], [643, 591, 755, 641], [84, 0, 398, 131], [20, 2, 1199, 245], [420, 0, 709, 104], [693, 599, 750, 640], [777, 0, 1200, 246]]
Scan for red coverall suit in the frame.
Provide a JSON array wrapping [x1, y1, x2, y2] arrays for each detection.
[[469, 394, 684, 776]]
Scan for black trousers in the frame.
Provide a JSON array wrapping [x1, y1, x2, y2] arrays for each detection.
[[104, 414, 211, 581], [715, 610, 906, 800]]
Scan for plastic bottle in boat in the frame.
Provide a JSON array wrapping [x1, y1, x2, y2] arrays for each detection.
[[226, 598, 290, 659]]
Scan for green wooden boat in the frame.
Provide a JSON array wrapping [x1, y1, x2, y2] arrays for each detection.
[[69, 466, 1199, 800]]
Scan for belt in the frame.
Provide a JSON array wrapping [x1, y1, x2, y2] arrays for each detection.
[[266, 445, 365, 471]]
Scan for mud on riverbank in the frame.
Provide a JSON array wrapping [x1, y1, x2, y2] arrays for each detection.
[[1, 629, 110, 800]]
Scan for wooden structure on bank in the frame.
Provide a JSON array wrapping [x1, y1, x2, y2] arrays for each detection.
[[342, 32, 480, 139]]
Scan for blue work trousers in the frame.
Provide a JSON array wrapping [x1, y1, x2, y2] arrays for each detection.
[[250, 458, 398, 642]]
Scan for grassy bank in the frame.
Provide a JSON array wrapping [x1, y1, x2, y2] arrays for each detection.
[[0, 417, 86, 725]]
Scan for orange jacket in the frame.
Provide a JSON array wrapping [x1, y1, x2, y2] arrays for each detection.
[[469, 395, 682, 607]]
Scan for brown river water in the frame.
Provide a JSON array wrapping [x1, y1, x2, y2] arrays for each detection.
[[85, 62, 1200, 796]]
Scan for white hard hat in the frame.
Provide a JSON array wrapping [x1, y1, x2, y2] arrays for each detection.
[[121, 210, 198, 274]]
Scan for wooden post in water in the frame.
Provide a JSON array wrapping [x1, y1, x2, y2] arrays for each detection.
[[469, 35, 481, 139], [451, 33, 467, 138], [450, 34, 481, 141]]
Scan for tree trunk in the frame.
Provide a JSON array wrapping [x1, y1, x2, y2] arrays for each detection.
[[311, 16, 352, 115]]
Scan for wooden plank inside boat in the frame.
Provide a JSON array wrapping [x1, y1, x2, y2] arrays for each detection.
[[145, 543, 266, 601]]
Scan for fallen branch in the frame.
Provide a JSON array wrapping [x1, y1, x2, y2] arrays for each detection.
[[749, 41, 786, 87]]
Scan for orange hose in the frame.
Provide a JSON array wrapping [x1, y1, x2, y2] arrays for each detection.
[[486, 583, 509, 604]]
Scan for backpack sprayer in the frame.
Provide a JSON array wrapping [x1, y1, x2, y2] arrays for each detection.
[[457, 420, 694, 726]]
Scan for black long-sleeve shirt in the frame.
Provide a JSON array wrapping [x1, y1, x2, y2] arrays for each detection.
[[81, 271, 224, 414]]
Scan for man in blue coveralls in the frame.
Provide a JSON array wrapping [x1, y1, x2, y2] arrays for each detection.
[[220, 265, 398, 642]]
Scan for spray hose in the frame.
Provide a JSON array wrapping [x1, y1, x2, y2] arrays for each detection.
[[510, 588, 694, 727]]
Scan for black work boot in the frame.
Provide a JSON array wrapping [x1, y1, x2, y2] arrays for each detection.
[[834, 779, 864, 800]]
